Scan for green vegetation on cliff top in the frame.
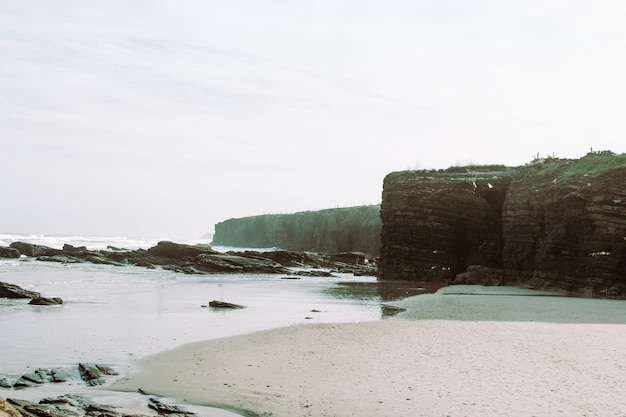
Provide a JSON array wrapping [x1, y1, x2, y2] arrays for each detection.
[[385, 151, 625, 184], [519, 151, 626, 184]]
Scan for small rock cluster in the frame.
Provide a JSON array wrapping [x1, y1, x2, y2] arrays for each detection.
[[0, 282, 63, 306], [0, 364, 117, 390], [2, 394, 196, 417]]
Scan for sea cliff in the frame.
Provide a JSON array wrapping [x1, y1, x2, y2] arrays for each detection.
[[212, 205, 382, 256], [379, 152, 626, 297]]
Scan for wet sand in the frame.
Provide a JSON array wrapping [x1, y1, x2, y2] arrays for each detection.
[[112, 286, 626, 416]]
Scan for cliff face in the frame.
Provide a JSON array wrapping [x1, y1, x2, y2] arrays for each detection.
[[379, 166, 513, 281], [501, 155, 626, 296], [212, 205, 382, 256], [379, 153, 626, 297]]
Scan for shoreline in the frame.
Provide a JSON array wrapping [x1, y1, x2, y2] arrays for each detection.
[[111, 286, 626, 417]]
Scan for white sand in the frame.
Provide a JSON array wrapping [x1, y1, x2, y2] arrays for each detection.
[[112, 286, 626, 417]]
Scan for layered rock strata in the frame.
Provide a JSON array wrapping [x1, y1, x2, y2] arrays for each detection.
[[379, 165, 513, 281], [501, 155, 626, 296], [379, 152, 626, 298]]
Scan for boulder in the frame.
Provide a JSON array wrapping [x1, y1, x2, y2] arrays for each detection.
[[453, 265, 505, 285], [78, 363, 118, 386], [208, 300, 245, 309], [147, 398, 195, 416], [29, 297, 64, 306], [0, 282, 40, 299], [61, 244, 87, 253], [49, 369, 72, 383], [20, 371, 46, 384], [9, 242, 59, 257], [146, 241, 218, 260], [0, 247, 20, 259]]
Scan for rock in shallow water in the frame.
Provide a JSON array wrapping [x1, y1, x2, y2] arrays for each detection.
[[78, 364, 118, 386], [29, 297, 63, 306], [148, 398, 195, 416], [0, 247, 20, 259], [208, 300, 245, 309], [0, 282, 40, 299]]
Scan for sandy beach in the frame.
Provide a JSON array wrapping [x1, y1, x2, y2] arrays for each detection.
[[112, 286, 626, 417]]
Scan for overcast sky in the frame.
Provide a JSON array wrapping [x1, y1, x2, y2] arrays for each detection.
[[1, 1, 625, 238]]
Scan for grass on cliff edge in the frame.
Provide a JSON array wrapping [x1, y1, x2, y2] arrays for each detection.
[[385, 151, 626, 184], [520, 151, 626, 184]]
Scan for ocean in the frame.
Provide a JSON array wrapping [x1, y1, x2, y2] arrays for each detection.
[[0, 234, 422, 416]]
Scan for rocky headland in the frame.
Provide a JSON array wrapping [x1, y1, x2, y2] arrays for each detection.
[[211, 205, 382, 256], [379, 151, 626, 298]]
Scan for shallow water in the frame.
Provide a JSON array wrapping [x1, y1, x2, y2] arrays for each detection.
[[0, 235, 443, 416], [0, 253, 432, 416], [0, 259, 386, 373]]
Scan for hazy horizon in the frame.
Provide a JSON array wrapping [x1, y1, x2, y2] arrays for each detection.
[[2, 1, 625, 239]]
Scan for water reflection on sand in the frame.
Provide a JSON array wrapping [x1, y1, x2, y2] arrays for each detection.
[[325, 280, 446, 317]]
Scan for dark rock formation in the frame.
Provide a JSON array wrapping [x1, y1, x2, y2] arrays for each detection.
[[0, 247, 20, 258], [0, 282, 40, 299], [29, 297, 63, 306], [8, 368, 77, 389], [501, 153, 626, 296], [208, 300, 244, 309], [0, 365, 117, 390], [6, 395, 196, 417], [9, 242, 58, 257], [291, 270, 334, 277], [379, 165, 513, 281], [212, 205, 382, 256], [182, 253, 288, 274], [379, 152, 626, 298], [7, 241, 373, 277], [49, 369, 72, 383], [78, 363, 118, 386], [147, 398, 195, 416], [146, 241, 218, 259]]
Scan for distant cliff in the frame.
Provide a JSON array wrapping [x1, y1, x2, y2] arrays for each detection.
[[379, 152, 626, 298], [212, 205, 382, 256]]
